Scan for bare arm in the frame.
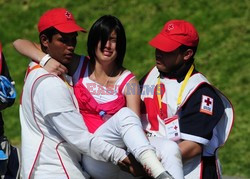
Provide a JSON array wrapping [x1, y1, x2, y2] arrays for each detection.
[[13, 39, 44, 62], [124, 77, 141, 117], [13, 39, 67, 75], [178, 140, 202, 162]]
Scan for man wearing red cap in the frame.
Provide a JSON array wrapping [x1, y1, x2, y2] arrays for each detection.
[[19, 8, 132, 179], [140, 20, 234, 179]]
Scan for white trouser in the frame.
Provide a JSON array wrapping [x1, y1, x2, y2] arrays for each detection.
[[82, 107, 153, 179], [148, 137, 184, 179], [82, 107, 183, 179], [119, 138, 184, 179]]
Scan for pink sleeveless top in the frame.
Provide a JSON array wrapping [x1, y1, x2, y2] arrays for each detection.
[[74, 57, 135, 133]]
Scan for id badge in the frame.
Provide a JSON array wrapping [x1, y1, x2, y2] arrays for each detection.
[[163, 115, 181, 141]]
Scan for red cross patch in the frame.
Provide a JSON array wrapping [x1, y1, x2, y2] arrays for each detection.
[[200, 95, 213, 115], [65, 11, 71, 19], [168, 24, 174, 31]]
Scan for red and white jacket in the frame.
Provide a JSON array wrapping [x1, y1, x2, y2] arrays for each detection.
[[141, 66, 234, 178]]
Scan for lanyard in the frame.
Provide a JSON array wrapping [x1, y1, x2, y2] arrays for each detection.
[[157, 64, 194, 110]]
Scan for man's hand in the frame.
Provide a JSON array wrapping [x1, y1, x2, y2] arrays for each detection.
[[118, 154, 150, 178]]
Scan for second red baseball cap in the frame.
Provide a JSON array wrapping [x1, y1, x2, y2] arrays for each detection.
[[38, 8, 86, 33], [149, 20, 199, 52]]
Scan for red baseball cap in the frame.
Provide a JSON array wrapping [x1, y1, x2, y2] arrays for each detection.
[[149, 20, 199, 52], [38, 8, 86, 33]]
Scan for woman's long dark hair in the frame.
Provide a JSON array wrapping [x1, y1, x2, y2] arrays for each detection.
[[87, 15, 126, 68]]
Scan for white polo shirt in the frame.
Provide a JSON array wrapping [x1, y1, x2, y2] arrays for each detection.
[[20, 62, 126, 179]]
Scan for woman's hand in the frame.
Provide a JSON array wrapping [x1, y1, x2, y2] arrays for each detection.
[[44, 58, 68, 76]]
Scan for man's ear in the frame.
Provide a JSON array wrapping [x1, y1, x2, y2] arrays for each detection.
[[40, 34, 49, 48], [183, 49, 193, 61]]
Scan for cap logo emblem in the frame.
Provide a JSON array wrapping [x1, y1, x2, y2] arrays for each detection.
[[65, 11, 71, 19], [168, 24, 174, 31]]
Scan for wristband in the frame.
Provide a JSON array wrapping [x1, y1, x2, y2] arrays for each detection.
[[39, 54, 51, 67]]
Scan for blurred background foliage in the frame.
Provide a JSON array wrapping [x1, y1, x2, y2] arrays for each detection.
[[0, 0, 249, 177]]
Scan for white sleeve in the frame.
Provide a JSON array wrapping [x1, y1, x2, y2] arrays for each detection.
[[46, 111, 127, 165], [34, 76, 76, 116], [34, 76, 127, 164]]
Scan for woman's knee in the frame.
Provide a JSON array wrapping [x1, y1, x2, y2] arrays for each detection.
[[116, 107, 141, 125], [117, 107, 135, 116]]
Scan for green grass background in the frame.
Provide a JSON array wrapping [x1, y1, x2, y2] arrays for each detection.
[[0, 0, 249, 178]]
